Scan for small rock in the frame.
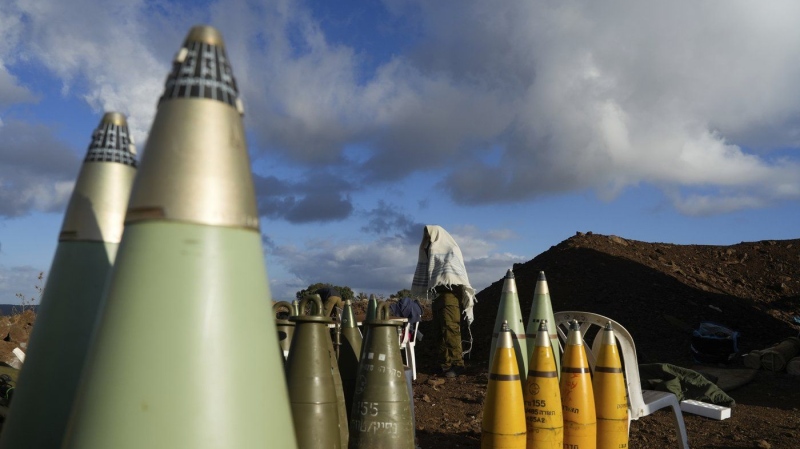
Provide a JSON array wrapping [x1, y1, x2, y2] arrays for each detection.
[[428, 378, 446, 390], [428, 378, 445, 387], [609, 235, 628, 246], [422, 394, 431, 403], [757, 440, 771, 449]]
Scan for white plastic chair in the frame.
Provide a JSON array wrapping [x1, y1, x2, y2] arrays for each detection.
[[554, 311, 690, 449], [398, 321, 419, 381]]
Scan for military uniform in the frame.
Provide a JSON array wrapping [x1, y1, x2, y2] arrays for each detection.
[[431, 286, 464, 373]]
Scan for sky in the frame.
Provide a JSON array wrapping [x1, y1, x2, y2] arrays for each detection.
[[1, 0, 799, 304]]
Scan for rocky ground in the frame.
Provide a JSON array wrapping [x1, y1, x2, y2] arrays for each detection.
[[409, 232, 800, 449], [2, 233, 798, 448]]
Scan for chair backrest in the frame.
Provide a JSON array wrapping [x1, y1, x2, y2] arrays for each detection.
[[398, 321, 418, 347], [553, 311, 647, 420], [409, 321, 419, 343]]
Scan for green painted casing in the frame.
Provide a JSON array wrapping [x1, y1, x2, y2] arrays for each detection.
[[526, 291, 560, 379], [349, 314, 414, 449], [338, 301, 362, 423], [62, 222, 297, 449], [286, 314, 342, 449], [489, 280, 528, 386], [0, 241, 115, 449]]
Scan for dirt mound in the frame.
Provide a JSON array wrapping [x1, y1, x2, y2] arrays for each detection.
[[412, 232, 800, 449], [0, 310, 35, 369], [468, 232, 800, 366]]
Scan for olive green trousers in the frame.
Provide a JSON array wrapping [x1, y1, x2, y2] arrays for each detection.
[[432, 292, 464, 370]]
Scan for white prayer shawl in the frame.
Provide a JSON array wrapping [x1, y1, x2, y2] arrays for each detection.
[[411, 225, 477, 323]]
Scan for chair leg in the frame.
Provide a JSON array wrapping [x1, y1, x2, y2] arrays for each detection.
[[407, 345, 417, 381], [669, 402, 690, 449]]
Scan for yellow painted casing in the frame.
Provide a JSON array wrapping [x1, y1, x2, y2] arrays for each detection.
[[482, 323, 526, 449], [560, 322, 596, 449], [524, 321, 562, 449], [593, 324, 628, 449]]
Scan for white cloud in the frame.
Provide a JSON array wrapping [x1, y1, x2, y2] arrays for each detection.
[[0, 62, 35, 106], [2, 0, 799, 218], [426, 1, 800, 212], [0, 121, 80, 217], [1, 0, 181, 142], [220, 0, 800, 215]]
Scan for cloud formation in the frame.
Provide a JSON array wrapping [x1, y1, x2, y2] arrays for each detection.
[[0, 121, 79, 217], [360, 200, 423, 242], [232, 0, 800, 215], [2, 0, 800, 221], [254, 173, 354, 223], [0, 0, 175, 141]]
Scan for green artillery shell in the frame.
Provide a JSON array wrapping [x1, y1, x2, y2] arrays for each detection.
[[0, 112, 136, 449]]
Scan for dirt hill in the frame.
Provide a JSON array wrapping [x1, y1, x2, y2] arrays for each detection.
[[469, 232, 800, 366], [412, 232, 800, 449]]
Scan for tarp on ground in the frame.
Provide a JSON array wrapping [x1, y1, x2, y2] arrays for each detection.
[[639, 363, 736, 407]]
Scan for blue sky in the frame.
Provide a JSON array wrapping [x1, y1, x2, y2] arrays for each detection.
[[1, 0, 799, 303]]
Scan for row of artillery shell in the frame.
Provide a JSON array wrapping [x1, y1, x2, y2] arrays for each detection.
[[482, 320, 628, 449], [491, 270, 562, 387], [285, 298, 415, 449]]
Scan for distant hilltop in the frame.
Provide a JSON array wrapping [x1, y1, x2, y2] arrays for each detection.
[[0, 305, 39, 316]]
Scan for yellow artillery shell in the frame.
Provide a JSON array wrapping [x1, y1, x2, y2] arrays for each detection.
[[560, 321, 596, 449], [482, 321, 526, 449], [593, 323, 628, 449], [524, 320, 563, 449]]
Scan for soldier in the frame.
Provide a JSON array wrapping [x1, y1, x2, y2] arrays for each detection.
[[411, 225, 476, 378]]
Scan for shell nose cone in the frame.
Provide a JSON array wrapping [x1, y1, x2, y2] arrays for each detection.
[[185, 25, 226, 47], [538, 320, 548, 332], [534, 271, 549, 295], [101, 112, 127, 127], [84, 112, 137, 167], [502, 271, 518, 293], [567, 320, 583, 345], [601, 321, 617, 345], [498, 320, 514, 349], [160, 24, 240, 111], [127, 26, 258, 229], [535, 320, 551, 347]]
